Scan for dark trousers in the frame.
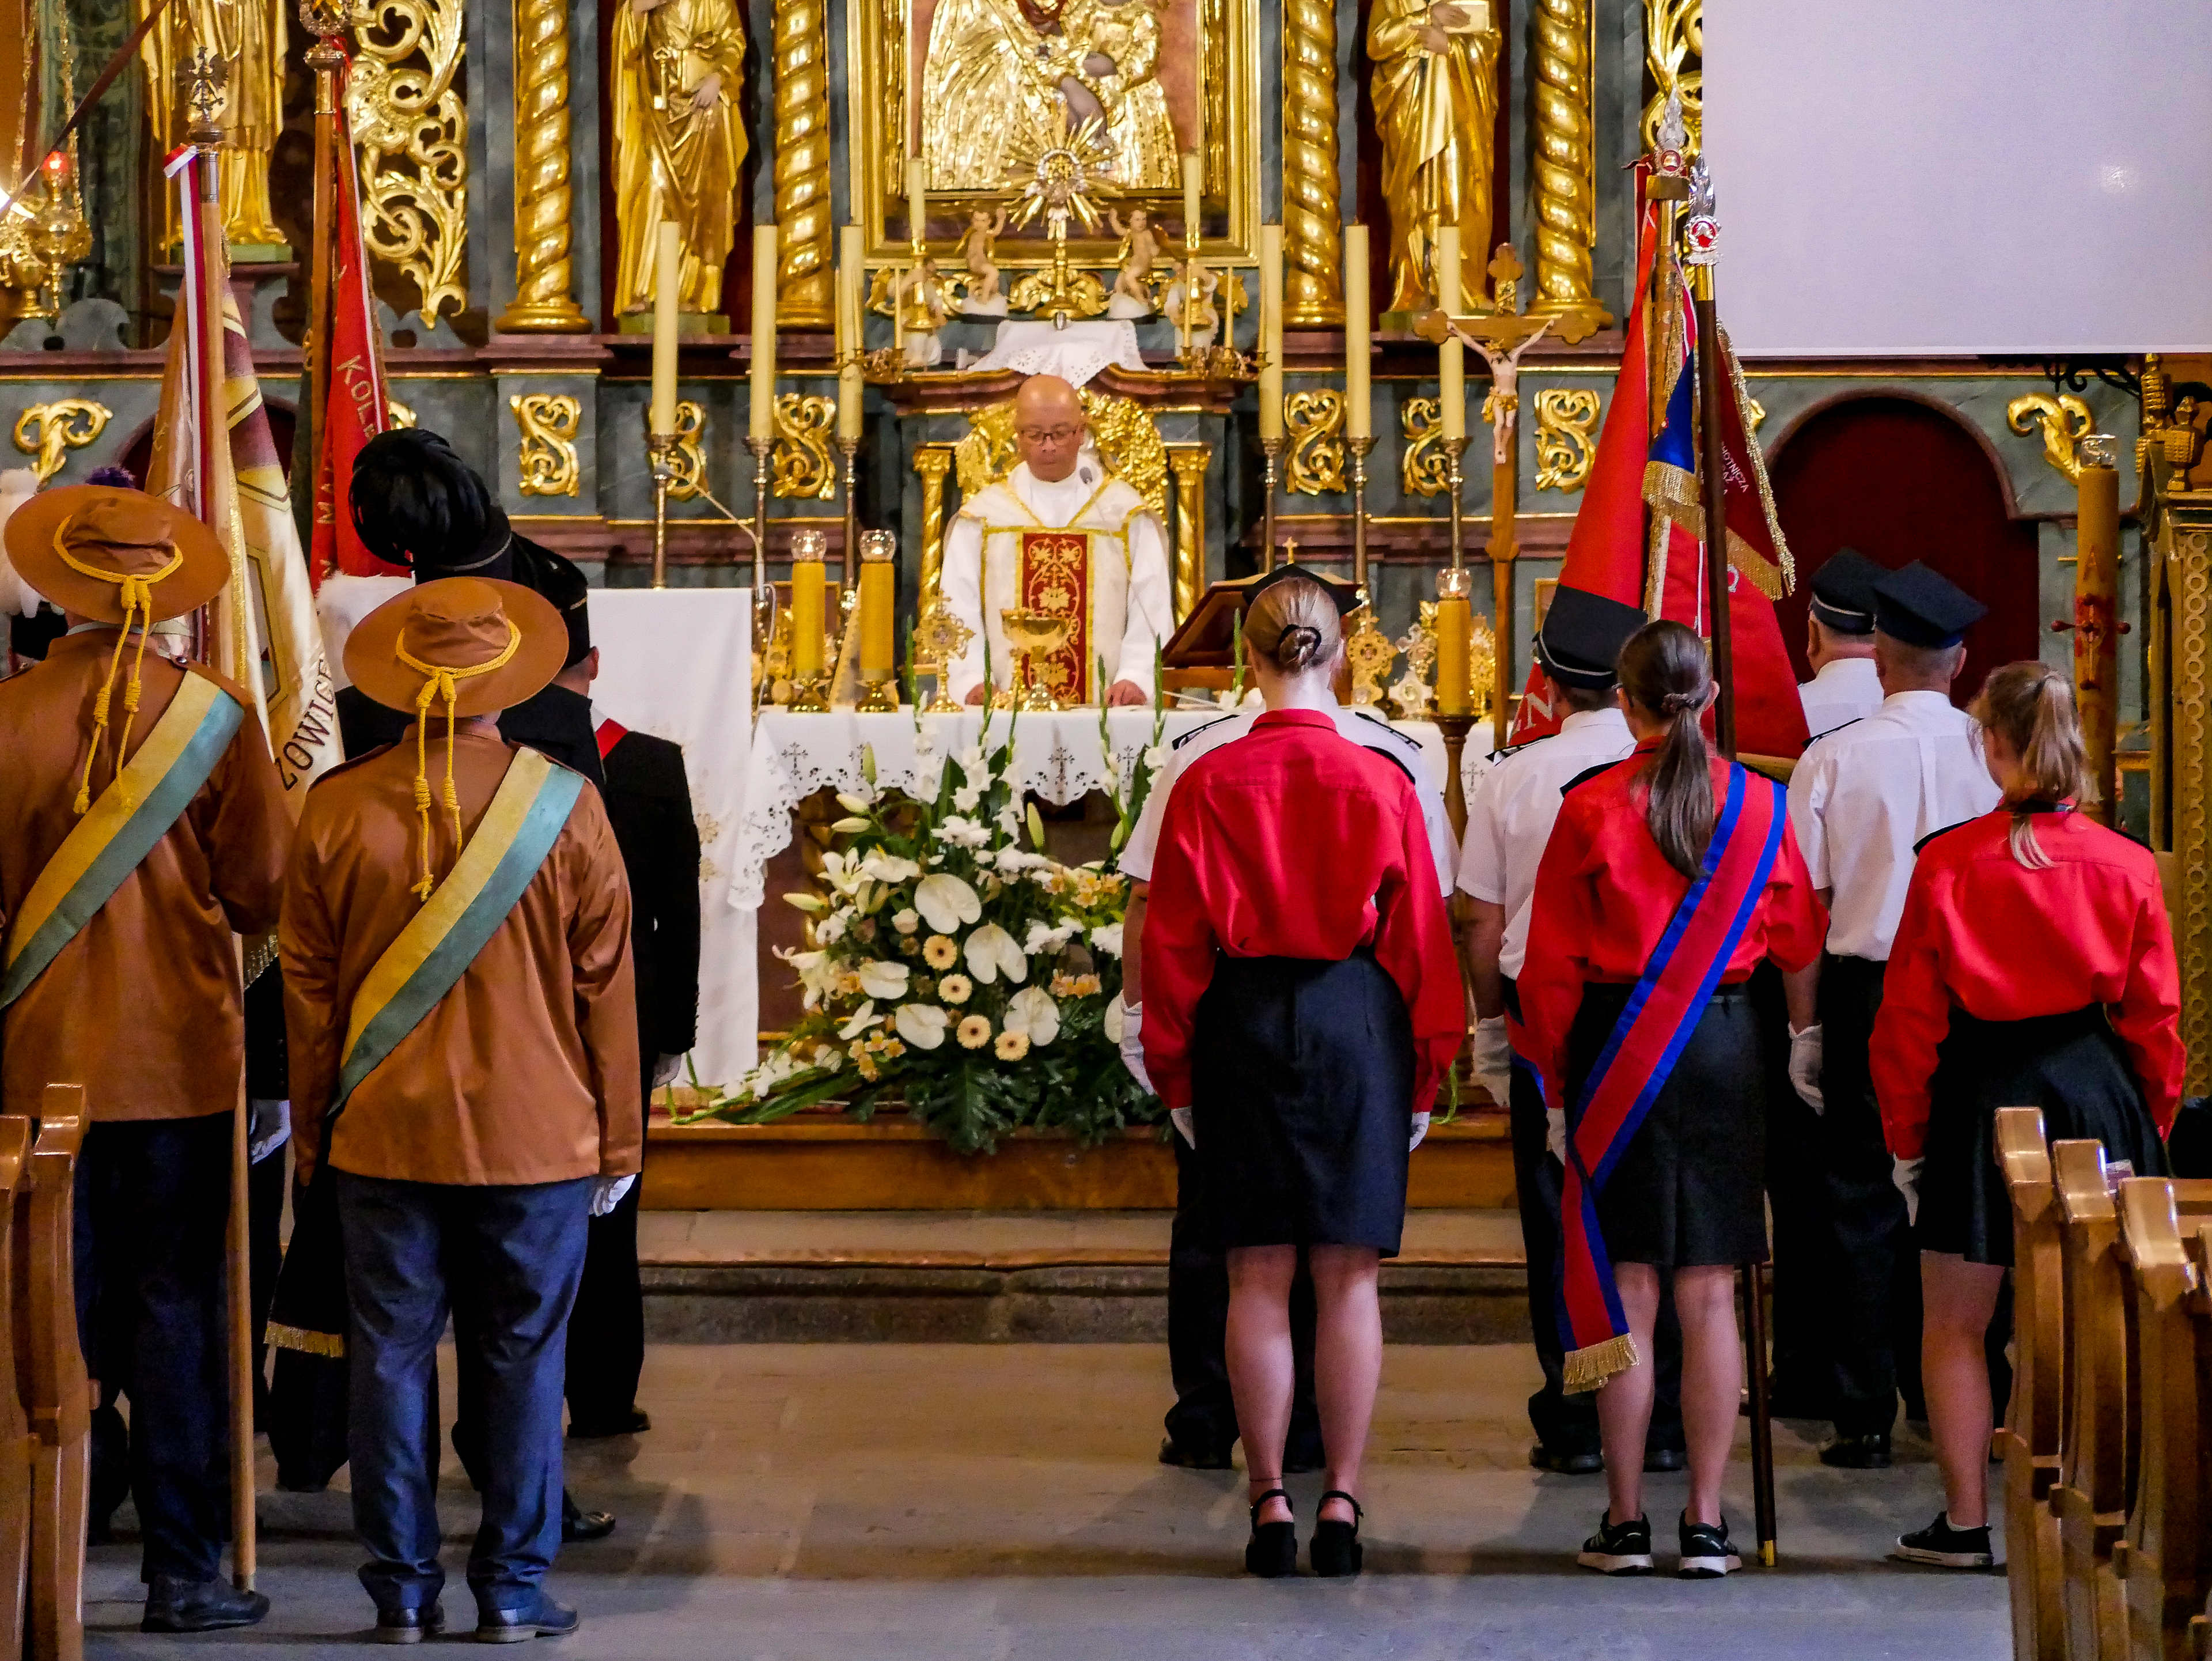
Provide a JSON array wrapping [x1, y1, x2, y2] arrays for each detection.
[[71, 1114, 233, 1583], [1163, 1134, 1322, 1463], [1751, 963, 1830, 1409], [1817, 955, 1923, 1437], [565, 1163, 645, 1432], [338, 1172, 590, 1615]]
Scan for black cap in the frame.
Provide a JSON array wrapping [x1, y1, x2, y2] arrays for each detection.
[[1241, 562, 1362, 618], [513, 535, 593, 667], [1873, 561, 1986, 649], [1808, 547, 1883, 637], [349, 428, 514, 581], [1533, 586, 1646, 689]]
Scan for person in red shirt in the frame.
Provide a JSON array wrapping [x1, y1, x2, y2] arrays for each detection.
[[1873, 661, 2178, 1571], [1519, 622, 1825, 1579], [1141, 570, 1461, 1579]]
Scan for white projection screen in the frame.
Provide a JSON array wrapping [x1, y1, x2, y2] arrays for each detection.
[[1702, 1, 2212, 357]]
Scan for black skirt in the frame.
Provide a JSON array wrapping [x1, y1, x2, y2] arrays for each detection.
[[1918, 1005, 2166, 1266], [1564, 983, 1771, 1269], [1191, 951, 1413, 1255]]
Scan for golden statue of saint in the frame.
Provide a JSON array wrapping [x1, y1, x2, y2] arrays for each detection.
[[1367, 0, 1499, 315], [612, 0, 748, 315], [138, 0, 288, 251], [919, 0, 1179, 191]]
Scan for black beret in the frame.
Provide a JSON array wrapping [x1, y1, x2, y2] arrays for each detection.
[[1534, 586, 1646, 689], [1808, 547, 1884, 637], [1873, 561, 1986, 649]]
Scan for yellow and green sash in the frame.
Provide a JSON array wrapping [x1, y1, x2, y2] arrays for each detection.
[[1, 673, 244, 1012], [332, 746, 584, 1108]]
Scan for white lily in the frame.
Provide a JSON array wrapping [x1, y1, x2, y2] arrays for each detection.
[[1005, 985, 1062, 1046], [894, 1002, 950, 1050], [816, 910, 848, 945], [862, 852, 921, 885], [836, 789, 875, 814], [857, 959, 911, 1000], [963, 922, 1029, 985], [915, 873, 983, 933], [838, 1001, 878, 1041], [1089, 922, 1125, 957]]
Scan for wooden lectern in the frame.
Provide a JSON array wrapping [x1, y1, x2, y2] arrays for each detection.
[[1159, 569, 1361, 695]]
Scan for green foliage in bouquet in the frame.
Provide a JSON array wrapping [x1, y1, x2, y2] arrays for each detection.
[[685, 697, 1169, 1153]]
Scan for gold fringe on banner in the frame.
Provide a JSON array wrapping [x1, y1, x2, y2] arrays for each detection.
[[264, 1321, 345, 1359], [1561, 1332, 1639, 1395]]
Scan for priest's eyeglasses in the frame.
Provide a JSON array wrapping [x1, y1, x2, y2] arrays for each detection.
[[1018, 425, 1082, 447]]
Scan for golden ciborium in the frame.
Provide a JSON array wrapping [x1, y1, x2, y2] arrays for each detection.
[[999, 609, 1074, 712]]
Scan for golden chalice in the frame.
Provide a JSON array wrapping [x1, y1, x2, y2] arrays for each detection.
[[999, 609, 1074, 712]]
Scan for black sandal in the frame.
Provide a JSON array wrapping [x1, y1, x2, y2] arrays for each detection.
[[1244, 1488, 1297, 1578], [1310, 1490, 1363, 1577]]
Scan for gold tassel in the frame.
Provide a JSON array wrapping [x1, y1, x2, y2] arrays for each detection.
[[1561, 1333, 1640, 1396], [264, 1321, 346, 1359]]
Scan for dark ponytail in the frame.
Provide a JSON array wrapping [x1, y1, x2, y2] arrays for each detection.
[[1618, 620, 1716, 879]]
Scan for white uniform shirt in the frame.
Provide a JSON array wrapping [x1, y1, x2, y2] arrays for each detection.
[[1797, 655, 1884, 741], [1119, 704, 1455, 896], [940, 456, 1173, 702], [1454, 706, 1635, 981], [1786, 688, 2000, 961]]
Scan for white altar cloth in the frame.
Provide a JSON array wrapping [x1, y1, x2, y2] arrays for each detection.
[[969, 320, 1146, 387]]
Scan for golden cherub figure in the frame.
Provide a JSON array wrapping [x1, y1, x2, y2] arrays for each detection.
[[1104, 206, 1164, 317]]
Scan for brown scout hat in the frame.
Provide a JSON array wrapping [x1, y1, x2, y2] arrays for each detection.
[[344, 576, 566, 718], [4, 484, 229, 625]]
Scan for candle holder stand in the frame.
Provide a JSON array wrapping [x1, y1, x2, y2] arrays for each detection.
[[1259, 436, 1282, 571], [787, 675, 831, 714], [838, 436, 861, 591], [1347, 434, 1377, 597], [647, 432, 676, 589], [1433, 711, 1477, 840], [1443, 434, 1471, 574]]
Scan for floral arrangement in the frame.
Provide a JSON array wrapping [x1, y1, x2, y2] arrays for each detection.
[[687, 694, 1170, 1153]]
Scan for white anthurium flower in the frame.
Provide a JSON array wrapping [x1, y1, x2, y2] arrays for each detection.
[[963, 922, 1029, 985], [862, 852, 921, 886], [857, 959, 911, 1000], [836, 789, 875, 814], [837, 1001, 878, 1041], [894, 1002, 950, 1050], [1089, 922, 1125, 958], [915, 873, 983, 934], [1005, 986, 1062, 1046], [1103, 997, 1125, 1043]]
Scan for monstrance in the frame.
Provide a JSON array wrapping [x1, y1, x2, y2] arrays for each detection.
[[1003, 117, 1115, 330]]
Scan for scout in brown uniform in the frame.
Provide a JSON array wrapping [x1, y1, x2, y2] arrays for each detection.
[[0, 486, 290, 1633], [280, 577, 639, 1644]]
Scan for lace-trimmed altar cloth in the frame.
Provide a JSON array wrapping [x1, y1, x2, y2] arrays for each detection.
[[969, 321, 1147, 388]]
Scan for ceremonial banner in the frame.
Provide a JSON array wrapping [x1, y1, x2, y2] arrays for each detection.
[[1556, 764, 1786, 1393], [1016, 529, 1093, 703]]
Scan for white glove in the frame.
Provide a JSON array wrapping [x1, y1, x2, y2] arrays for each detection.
[[1408, 1111, 1431, 1152], [1117, 998, 1154, 1094], [248, 1098, 291, 1164], [1547, 1106, 1567, 1165], [1471, 1015, 1513, 1108], [1788, 1023, 1825, 1113], [1170, 1106, 1195, 1148], [653, 1053, 684, 1089], [1892, 1156, 1924, 1228], [591, 1174, 639, 1217]]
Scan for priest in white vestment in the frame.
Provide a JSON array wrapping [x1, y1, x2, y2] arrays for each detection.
[[944, 374, 1173, 706]]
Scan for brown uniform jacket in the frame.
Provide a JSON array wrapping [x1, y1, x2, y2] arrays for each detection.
[[0, 629, 290, 1119], [281, 729, 642, 1186]]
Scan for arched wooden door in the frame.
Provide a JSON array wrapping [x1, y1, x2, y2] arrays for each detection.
[[1767, 395, 2041, 705]]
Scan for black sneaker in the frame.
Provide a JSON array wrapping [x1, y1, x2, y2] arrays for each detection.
[[140, 1575, 271, 1633], [1891, 1512, 1994, 1569], [1677, 1512, 1743, 1578], [1577, 1511, 1654, 1575], [1531, 1442, 1605, 1475], [1819, 1432, 1892, 1469]]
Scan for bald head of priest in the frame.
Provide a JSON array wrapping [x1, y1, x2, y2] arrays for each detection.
[[944, 373, 1172, 709]]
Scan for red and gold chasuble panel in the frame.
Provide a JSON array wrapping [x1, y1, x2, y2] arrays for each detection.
[[1017, 531, 1093, 703]]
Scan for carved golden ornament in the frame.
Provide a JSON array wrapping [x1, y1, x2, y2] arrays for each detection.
[[494, 0, 586, 332], [1641, 0, 1700, 152], [954, 388, 1169, 517], [12, 399, 110, 485], [1468, 609, 1497, 720], [771, 393, 838, 500], [1533, 387, 1601, 493], [1281, 0, 1342, 325], [1401, 396, 1449, 498], [509, 393, 580, 497], [772, 0, 833, 328], [388, 397, 419, 427], [1166, 442, 1210, 622], [349, 0, 469, 321], [914, 445, 955, 604], [1284, 390, 1347, 496], [1529, 0, 1608, 327], [1200, 0, 1229, 192], [2008, 392, 2098, 483], [2170, 525, 2212, 1088], [1745, 393, 1766, 434], [1344, 610, 1396, 707], [1389, 602, 1438, 720], [665, 401, 708, 501]]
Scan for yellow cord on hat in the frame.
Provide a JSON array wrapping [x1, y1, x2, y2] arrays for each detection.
[[54, 517, 184, 815], [393, 618, 521, 899]]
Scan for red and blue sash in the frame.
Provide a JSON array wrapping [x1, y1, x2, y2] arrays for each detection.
[[1557, 763, 1786, 1394]]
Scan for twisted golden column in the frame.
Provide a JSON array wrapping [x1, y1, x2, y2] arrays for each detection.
[[772, 0, 832, 329], [494, 0, 586, 332], [1281, 0, 1342, 326], [1529, 0, 1608, 329]]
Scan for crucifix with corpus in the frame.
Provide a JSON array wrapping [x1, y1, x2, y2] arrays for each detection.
[[1418, 243, 1597, 751]]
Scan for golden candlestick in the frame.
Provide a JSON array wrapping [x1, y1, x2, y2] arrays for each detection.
[[647, 431, 676, 589], [1442, 433, 1470, 573], [1348, 433, 1377, 595], [838, 433, 861, 592], [1259, 436, 1283, 573]]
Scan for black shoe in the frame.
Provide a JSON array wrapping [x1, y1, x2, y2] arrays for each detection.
[[1577, 1511, 1654, 1575], [475, 1591, 581, 1643], [1309, 1491, 1363, 1577], [561, 1489, 617, 1542], [1677, 1512, 1743, 1578], [1891, 1512, 1994, 1569], [1530, 1443, 1605, 1475], [1158, 1436, 1236, 1471], [569, 1409, 651, 1439], [374, 1603, 448, 1645], [1643, 1445, 1687, 1474], [1820, 1432, 1892, 1469], [141, 1574, 272, 1633], [1244, 1488, 1298, 1579]]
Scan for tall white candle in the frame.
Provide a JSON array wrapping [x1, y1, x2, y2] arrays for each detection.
[[838, 224, 865, 442], [650, 220, 680, 438], [749, 225, 778, 442], [1343, 224, 1370, 441], [1257, 224, 1283, 444], [1180, 152, 1201, 244], [1437, 227, 1464, 444], [906, 157, 927, 249]]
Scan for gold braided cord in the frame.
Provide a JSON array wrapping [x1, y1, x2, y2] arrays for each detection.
[[394, 619, 521, 899], [53, 517, 184, 815]]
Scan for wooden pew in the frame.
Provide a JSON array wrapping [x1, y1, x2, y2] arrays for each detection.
[[2054, 1137, 2135, 1661], [1999, 1107, 2066, 1661], [14, 1086, 87, 1661], [0, 1116, 33, 1655]]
